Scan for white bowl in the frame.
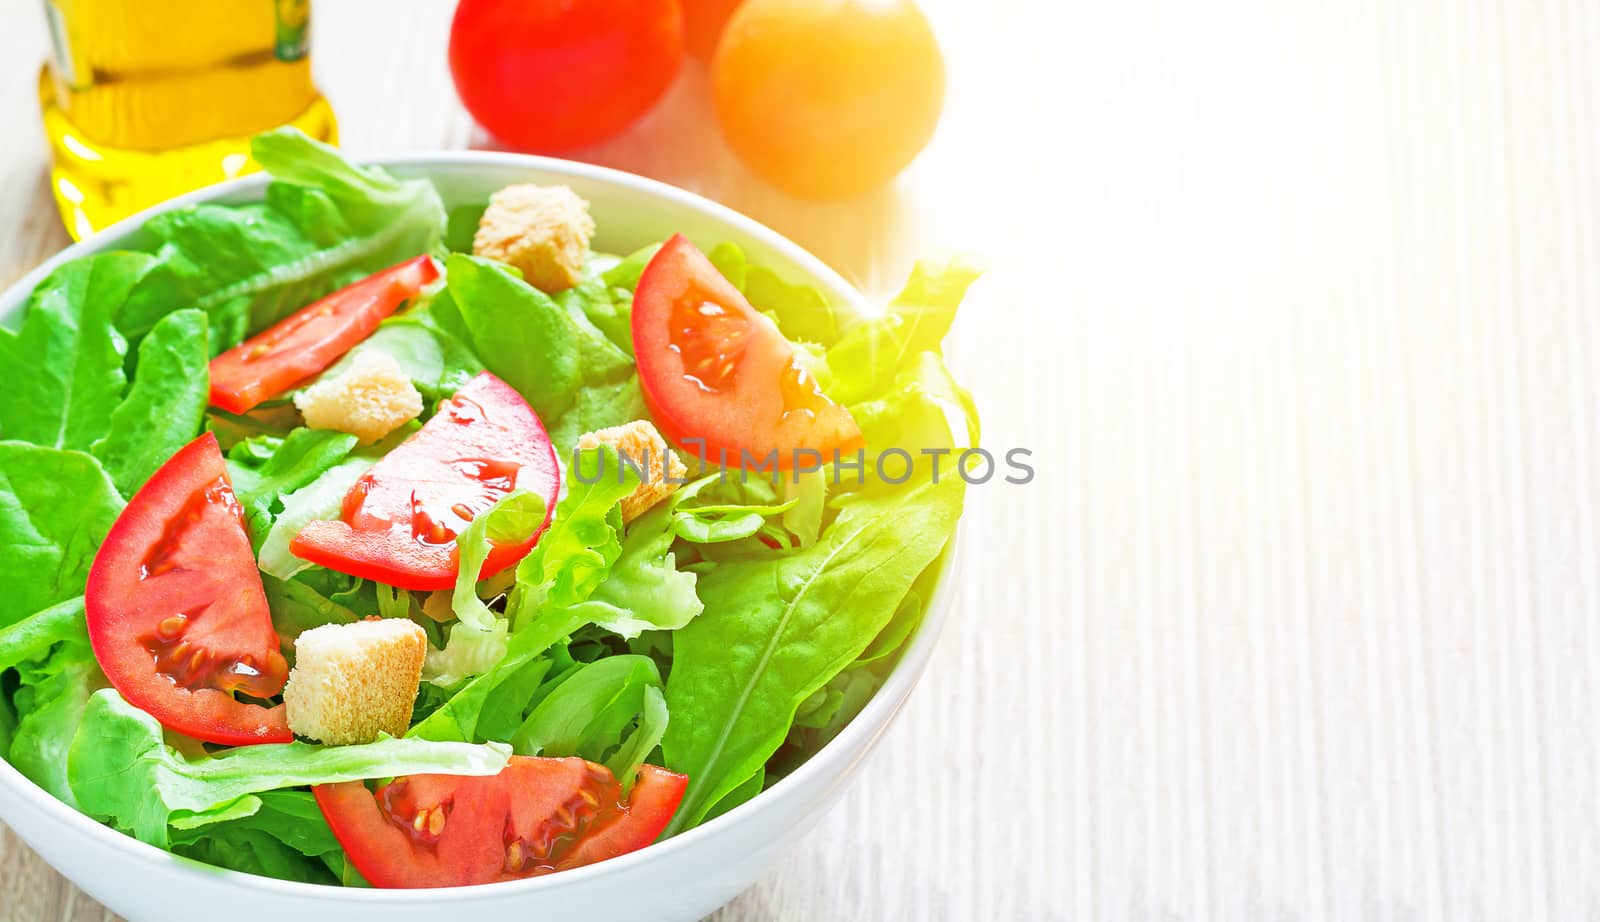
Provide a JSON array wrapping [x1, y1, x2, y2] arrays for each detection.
[[0, 154, 961, 922]]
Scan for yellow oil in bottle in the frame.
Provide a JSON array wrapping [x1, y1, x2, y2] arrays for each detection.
[[39, 0, 338, 239]]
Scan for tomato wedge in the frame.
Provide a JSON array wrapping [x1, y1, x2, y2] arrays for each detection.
[[84, 433, 291, 745], [208, 255, 439, 415], [290, 372, 560, 591], [313, 758, 688, 888], [632, 234, 862, 469]]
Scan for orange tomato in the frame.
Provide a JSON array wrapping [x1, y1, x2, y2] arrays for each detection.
[[712, 0, 944, 199], [683, 0, 745, 57]]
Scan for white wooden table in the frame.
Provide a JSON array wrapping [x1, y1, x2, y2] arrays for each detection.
[[5, 0, 1600, 919]]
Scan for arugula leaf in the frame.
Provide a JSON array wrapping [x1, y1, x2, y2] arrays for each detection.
[[0, 443, 125, 629], [119, 128, 445, 349], [0, 252, 152, 449], [92, 308, 210, 496], [661, 475, 965, 831], [511, 655, 662, 760], [68, 690, 510, 848]]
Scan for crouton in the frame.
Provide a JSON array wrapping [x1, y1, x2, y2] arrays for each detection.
[[283, 617, 426, 745], [472, 183, 595, 293], [293, 350, 422, 444], [576, 420, 689, 523]]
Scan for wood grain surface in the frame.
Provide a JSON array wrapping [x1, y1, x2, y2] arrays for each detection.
[[5, 0, 1600, 919]]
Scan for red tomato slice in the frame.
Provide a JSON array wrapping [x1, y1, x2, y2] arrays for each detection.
[[632, 234, 862, 469], [290, 372, 560, 591], [208, 255, 439, 415], [84, 433, 291, 745], [313, 758, 688, 888]]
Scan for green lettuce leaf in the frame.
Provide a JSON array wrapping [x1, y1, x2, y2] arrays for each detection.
[[119, 128, 446, 349], [227, 428, 360, 547], [312, 317, 482, 408], [91, 308, 210, 496], [171, 791, 346, 884], [0, 252, 153, 449], [257, 456, 374, 581], [410, 449, 638, 743], [585, 504, 703, 640], [0, 443, 125, 629], [0, 596, 90, 673], [422, 491, 547, 687], [68, 690, 510, 848], [10, 659, 103, 809]]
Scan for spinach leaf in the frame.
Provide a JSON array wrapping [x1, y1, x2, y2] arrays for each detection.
[[92, 308, 210, 496], [823, 256, 982, 405], [0, 443, 124, 629], [67, 690, 510, 848], [661, 475, 965, 831], [443, 254, 638, 448], [0, 252, 152, 449]]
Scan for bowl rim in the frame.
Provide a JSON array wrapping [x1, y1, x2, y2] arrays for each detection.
[[0, 150, 963, 900]]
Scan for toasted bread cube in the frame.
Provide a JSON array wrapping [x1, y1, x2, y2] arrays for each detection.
[[284, 617, 426, 745], [472, 183, 594, 293], [293, 350, 422, 444], [577, 420, 689, 523]]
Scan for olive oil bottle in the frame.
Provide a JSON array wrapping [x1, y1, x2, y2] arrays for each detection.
[[39, 0, 338, 239]]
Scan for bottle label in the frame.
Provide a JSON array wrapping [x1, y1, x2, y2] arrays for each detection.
[[274, 0, 311, 62]]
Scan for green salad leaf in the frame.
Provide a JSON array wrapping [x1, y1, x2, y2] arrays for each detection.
[[92, 308, 210, 496], [585, 503, 703, 640], [0, 252, 152, 450], [410, 449, 639, 743], [442, 254, 641, 450], [661, 470, 965, 831], [227, 428, 360, 547], [10, 659, 103, 809], [68, 690, 511, 848], [0, 443, 125, 629], [118, 128, 445, 350], [823, 256, 982, 405], [171, 791, 349, 885]]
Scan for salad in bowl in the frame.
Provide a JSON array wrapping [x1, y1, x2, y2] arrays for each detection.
[[0, 130, 977, 893]]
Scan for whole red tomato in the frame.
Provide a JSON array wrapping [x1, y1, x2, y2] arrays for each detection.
[[449, 0, 684, 151]]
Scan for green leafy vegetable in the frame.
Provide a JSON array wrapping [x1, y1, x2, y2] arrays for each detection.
[[661, 476, 965, 831], [410, 449, 638, 743], [511, 655, 663, 763], [92, 308, 210, 495], [823, 257, 982, 404], [422, 491, 547, 687], [118, 128, 446, 349], [257, 455, 374, 580], [68, 690, 510, 848], [442, 254, 639, 448], [10, 660, 103, 809], [313, 318, 482, 407], [0, 443, 125, 629], [585, 503, 703, 640], [0, 252, 153, 449], [0, 596, 89, 673], [227, 428, 360, 547]]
